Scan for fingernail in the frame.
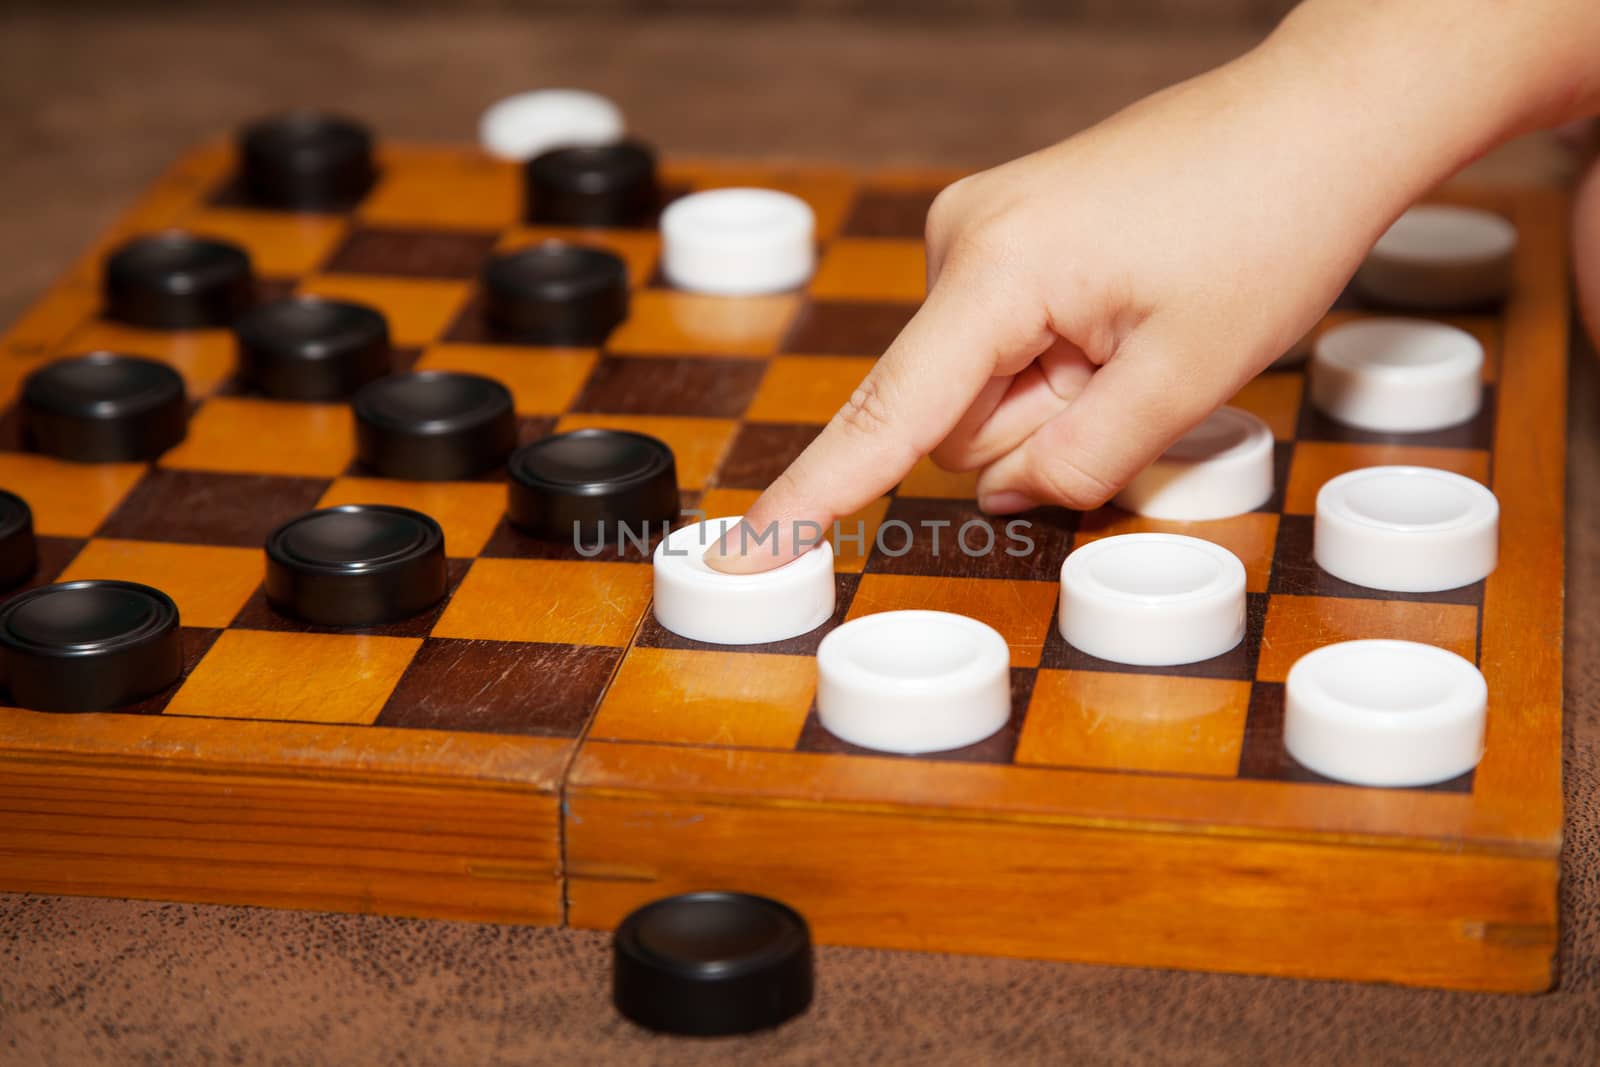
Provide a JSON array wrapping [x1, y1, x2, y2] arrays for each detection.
[[703, 520, 762, 574], [978, 491, 1036, 515]]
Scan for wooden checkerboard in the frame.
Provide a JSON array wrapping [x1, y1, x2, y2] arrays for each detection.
[[0, 140, 1568, 992]]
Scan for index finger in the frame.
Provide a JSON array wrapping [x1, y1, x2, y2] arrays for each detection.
[[706, 271, 1049, 573]]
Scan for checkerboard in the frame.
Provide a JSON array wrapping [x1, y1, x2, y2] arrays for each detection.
[[0, 140, 1568, 991]]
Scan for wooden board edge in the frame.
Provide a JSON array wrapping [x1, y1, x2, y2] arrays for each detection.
[[567, 741, 1560, 859], [0, 748, 565, 926], [0, 706, 574, 793], [564, 790, 1559, 993], [1472, 184, 1569, 842]]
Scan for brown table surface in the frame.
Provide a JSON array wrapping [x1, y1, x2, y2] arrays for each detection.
[[1, 10, 1596, 1064]]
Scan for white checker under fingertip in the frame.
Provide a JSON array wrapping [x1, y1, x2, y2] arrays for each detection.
[[660, 188, 816, 296], [1311, 318, 1483, 433], [1285, 639, 1487, 787], [479, 89, 625, 162], [1315, 466, 1498, 593], [1355, 204, 1517, 310], [1058, 533, 1247, 667], [1114, 406, 1274, 521], [816, 610, 1011, 754], [652, 516, 834, 645]]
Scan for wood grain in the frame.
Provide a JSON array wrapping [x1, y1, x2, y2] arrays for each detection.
[[565, 795, 1556, 992], [0, 145, 1568, 991]]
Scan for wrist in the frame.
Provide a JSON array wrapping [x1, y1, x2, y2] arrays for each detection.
[[1260, 0, 1597, 186]]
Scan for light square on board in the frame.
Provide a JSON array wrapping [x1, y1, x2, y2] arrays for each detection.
[[896, 456, 979, 500], [358, 153, 520, 230], [0, 359, 43, 411], [175, 208, 349, 277], [846, 572, 1058, 668], [1228, 373, 1303, 441], [57, 539, 261, 629], [1255, 594, 1479, 682], [745, 355, 874, 424], [590, 647, 816, 749], [605, 290, 800, 358], [63, 321, 235, 397], [316, 478, 507, 558], [165, 629, 421, 724], [432, 558, 653, 646], [553, 414, 736, 491], [413, 344, 596, 416], [809, 239, 927, 303], [0, 281, 99, 360], [1074, 510, 1280, 594], [496, 227, 660, 288], [160, 397, 352, 478], [1283, 441, 1489, 514], [0, 453, 145, 537], [1017, 670, 1252, 777], [296, 275, 471, 347]]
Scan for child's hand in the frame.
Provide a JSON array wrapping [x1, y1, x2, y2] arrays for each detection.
[[709, 0, 1600, 574]]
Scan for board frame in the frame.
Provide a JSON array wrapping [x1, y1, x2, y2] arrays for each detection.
[[0, 143, 1567, 991]]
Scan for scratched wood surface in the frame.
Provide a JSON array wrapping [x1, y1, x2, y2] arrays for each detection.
[[0, 139, 1567, 990]]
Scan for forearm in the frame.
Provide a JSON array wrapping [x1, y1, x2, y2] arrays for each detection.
[[1140, 0, 1600, 302], [1265, 0, 1600, 169]]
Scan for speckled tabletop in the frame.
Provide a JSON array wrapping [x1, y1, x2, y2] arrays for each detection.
[[0, 9, 1595, 1065]]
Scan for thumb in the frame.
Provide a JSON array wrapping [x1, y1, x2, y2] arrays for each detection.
[[975, 324, 1234, 512]]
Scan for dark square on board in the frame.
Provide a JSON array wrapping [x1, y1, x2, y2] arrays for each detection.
[[7, 627, 224, 718], [1037, 592, 1270, 682], [478, 489, 702, 563], [714, 422, 821, 490], [207, 171, 376, 215], [793, 667, 1034, 765], [1294, 385, 1496, 451], [841, 187, 941, 240], [0, 536, 87, 598], [322, 226, 500, 280], [865, 498, 1077, 582], [230, 558, 473, 638], [635, 573, 861, 657], [375, 638, 620, 737], [781, 301, 918, 356], [572, 356, 767, 419], [1268, 513, 1486, 606], [96, 469, 333, 547], [1236, 681, 1474, 793]]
